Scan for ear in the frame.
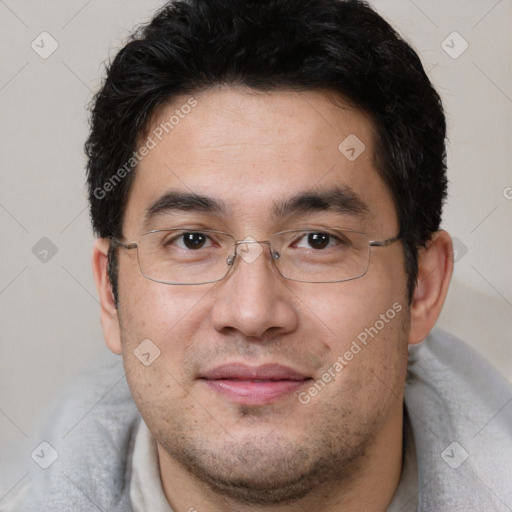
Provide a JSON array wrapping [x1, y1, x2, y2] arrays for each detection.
[[91, 238, 122, 355], [409, 230, 453, 345]]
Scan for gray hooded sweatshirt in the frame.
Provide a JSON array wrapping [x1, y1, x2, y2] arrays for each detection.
[[11, 329, 512, 511]]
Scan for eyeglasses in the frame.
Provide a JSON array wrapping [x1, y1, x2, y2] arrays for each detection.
[[111, 228, 401, 285]]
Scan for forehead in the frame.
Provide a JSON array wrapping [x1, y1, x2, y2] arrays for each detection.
[[123, 86, 397, 234]]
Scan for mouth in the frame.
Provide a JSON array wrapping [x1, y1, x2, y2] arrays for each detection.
[[198, 363, 313, 405]]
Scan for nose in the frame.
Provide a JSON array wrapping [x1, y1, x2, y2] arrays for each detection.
[[210, 240, 298, 339]]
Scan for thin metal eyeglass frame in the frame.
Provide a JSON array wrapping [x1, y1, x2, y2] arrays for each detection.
[[110, 228, 402, 285]]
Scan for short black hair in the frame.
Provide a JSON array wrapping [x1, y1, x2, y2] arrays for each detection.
[[85, 0, 447, 302]]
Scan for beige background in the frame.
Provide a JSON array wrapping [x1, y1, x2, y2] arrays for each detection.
[[1, 0, 511, 502]]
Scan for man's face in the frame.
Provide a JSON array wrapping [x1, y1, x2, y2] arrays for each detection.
[[116, 86, 410, 504]]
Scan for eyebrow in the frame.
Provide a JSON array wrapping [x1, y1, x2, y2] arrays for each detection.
[[271, 185, 369, 220], [143, 185, 368, 228], [144, 191, 226, 227]]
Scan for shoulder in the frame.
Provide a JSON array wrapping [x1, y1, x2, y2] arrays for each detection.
[[407, 328, 512, 413], [405, 329, 512, 511], [15, 352, 140, 512]]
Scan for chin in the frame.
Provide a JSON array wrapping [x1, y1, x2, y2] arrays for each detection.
[[162, 432, 365, 506]]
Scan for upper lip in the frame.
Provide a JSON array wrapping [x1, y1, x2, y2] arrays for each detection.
[[199, 363, 310, 381]]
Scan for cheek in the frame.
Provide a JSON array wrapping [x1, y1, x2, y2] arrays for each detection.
[[117, 280, 222, 404], [118, 258, 210, 345], [124, 358, 196, 440], [117, 279, 208, 419], [294, 276, 406, 356], [291, 257, 409, 402]]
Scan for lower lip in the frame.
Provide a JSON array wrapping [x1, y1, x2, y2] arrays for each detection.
[[202, 379, 310, 405]]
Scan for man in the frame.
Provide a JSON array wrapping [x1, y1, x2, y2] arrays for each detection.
[[18, 0, 512, 511]]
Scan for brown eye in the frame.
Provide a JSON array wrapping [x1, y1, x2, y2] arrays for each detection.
[[307, 232, 331, 250], [181, 232, 208, 249]]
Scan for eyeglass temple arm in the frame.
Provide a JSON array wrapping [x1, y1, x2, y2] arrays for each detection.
[[369, 235, 402, 247], [111, 238, 138, 250]]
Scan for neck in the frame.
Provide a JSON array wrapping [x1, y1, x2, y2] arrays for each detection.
[[157, 406, 404, 512]]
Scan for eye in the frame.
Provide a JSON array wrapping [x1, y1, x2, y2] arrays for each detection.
[[295, 232, 338, 250], [173, 232, 212, 250]]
